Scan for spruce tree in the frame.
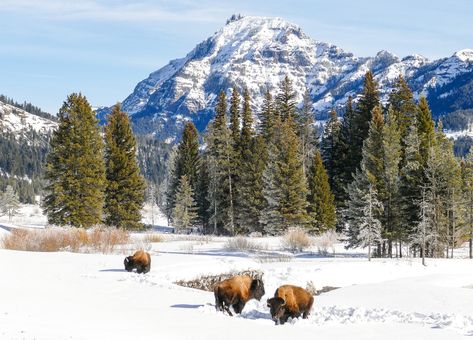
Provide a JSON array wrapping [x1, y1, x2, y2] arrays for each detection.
[[260, 89, 275, 142], [352, 71, 380, 172], [382, 107, 402, 256], [307, 151, 336, 233], [260, 118, 309, 234], [169, 122, 200, 213], [417, 96, 435, 168], [339, 95, 357, 190], [388, 75, 417, 146], [229, 86, 241, 145], [104, 104, 146, 230], [297, 88, 316, 175], [43, 93, 105, 228], [461, 154, 473, 258], [205, 91, 235, 234], [321, 108, 344, 203], [276, 75, 297, 122], [172, 175, 198, 233]]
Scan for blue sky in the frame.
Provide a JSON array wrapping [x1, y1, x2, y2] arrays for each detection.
[[1, 0, 472, 113]]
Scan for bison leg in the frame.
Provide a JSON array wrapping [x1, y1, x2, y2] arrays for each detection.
[[232, 300, 245, 314], [143, 264, 150, 273]]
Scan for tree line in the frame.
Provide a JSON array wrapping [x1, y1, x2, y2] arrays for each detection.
[[164, 73, 473, 260]]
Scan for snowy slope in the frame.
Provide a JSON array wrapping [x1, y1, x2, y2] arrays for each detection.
[[98, 16, 473, 139], [0, 100, 57, 141]]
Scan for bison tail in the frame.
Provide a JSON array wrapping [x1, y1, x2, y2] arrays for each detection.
[[214, 287, 222, 312]]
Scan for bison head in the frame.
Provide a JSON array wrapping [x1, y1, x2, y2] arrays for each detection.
[[250, 278, 265, 301], [267, 297, 286, 324], [124, 256, 135, 272]]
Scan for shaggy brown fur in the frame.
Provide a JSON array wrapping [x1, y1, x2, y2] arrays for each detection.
[[124, 250, 151, 274], [267, 285, 314, 325], [214, 275, 265, 316]]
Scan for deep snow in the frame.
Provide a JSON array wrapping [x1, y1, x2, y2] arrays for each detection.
[[1, 206, 472, 339]]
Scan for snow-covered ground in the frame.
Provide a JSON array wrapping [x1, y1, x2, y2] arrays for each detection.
[[1, 205, 472, 339]]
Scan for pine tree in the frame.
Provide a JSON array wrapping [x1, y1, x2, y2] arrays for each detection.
[[169, 122, 200, 214], [352, 71, 380, 172], [398, 120, 423, 247], [205, 91, 235, 234], [172, 175, 198, 233], [339, 95, 357, 191], [307, 151, 336, 233], [43, 93, 106, 228], [461, 154, 473, 259], [276, 75, 297, 123], [359, 184, 383, 261], [0, 185, 20, 221], [238, 87, 253, 153], [388, 75, 417, 146], [229, 86, 241, 145], [417, 96, 435, 168], [412, 188, 436, 266], [260, 89, 275, 142], [297, 88, 316, 175], [382, 107, 402, 256], [104, 104, 146, 230], [321, 108, 344, 203], [260, 118, 309, 234]]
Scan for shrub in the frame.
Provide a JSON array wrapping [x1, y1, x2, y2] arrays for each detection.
[[313, 230, 338, 255], [224, 236, 260, 252], [281, 227, 312, 253]]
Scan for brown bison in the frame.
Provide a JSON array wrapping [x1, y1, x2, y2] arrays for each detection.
[[267, 285, 314, 325], [124, 250, 151, 274], [214, 275, 265, 316]]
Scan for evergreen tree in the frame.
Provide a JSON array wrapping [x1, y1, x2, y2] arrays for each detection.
[[417, 96, 436, 168], [359, 184, 384, 261], [104, 104, 146, 230], [276, 75, 297, 122], [297, 88, 316, 175], [382, 107, 402, 256], [238, 88, 253, 153], [307, 151, 336, 233], [388, 75, 417, 146], [412, 188, 435, 265], [260, 118, 309, 234], [260, 89, 275, 142], [398, 120, 423, 247], [461, 154, 473, 259], [0, 185, 20, 221], [321, 108, 344, 202], [229, 86, 241, 145], [205, 91, 235, 234], [169, 122, 200, 213], [172, 175, 198, 233], [43, 93, 105, 228], [351, 71, 380, 172], [339, 95, 357, 190]]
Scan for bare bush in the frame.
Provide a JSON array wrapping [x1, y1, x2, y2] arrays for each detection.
[[1, 226, 129, 254], [144, 233, 165, 243], [224, 236, 260, 252], [174, 269, 263, 291], [313, 230, 338, 255], [281, 227, 312, 253]]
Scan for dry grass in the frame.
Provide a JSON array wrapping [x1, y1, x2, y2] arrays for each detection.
[[174, 269, 264, 292], [1, 226, 130, 254], [144, 233, 165, 243], [313, 230, 339, 255], [253, 253, 293, 263], [281, 227, 312, 253]]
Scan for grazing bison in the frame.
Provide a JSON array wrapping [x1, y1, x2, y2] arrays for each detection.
[[214, 275, 265, 316], [267, 285, 314, 325], [124, 250, 151, 274]]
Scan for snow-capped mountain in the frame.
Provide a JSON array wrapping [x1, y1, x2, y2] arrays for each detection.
[[98, 16, 473, 140], [0, 100, 57, 144]]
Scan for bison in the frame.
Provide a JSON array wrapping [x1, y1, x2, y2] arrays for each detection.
[[214, 275, 265, 316], [267, 284, 314, 325], [124, 250, 151, 274]]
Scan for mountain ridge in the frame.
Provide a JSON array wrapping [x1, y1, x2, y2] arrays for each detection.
[[96, 15, 473, 140]]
